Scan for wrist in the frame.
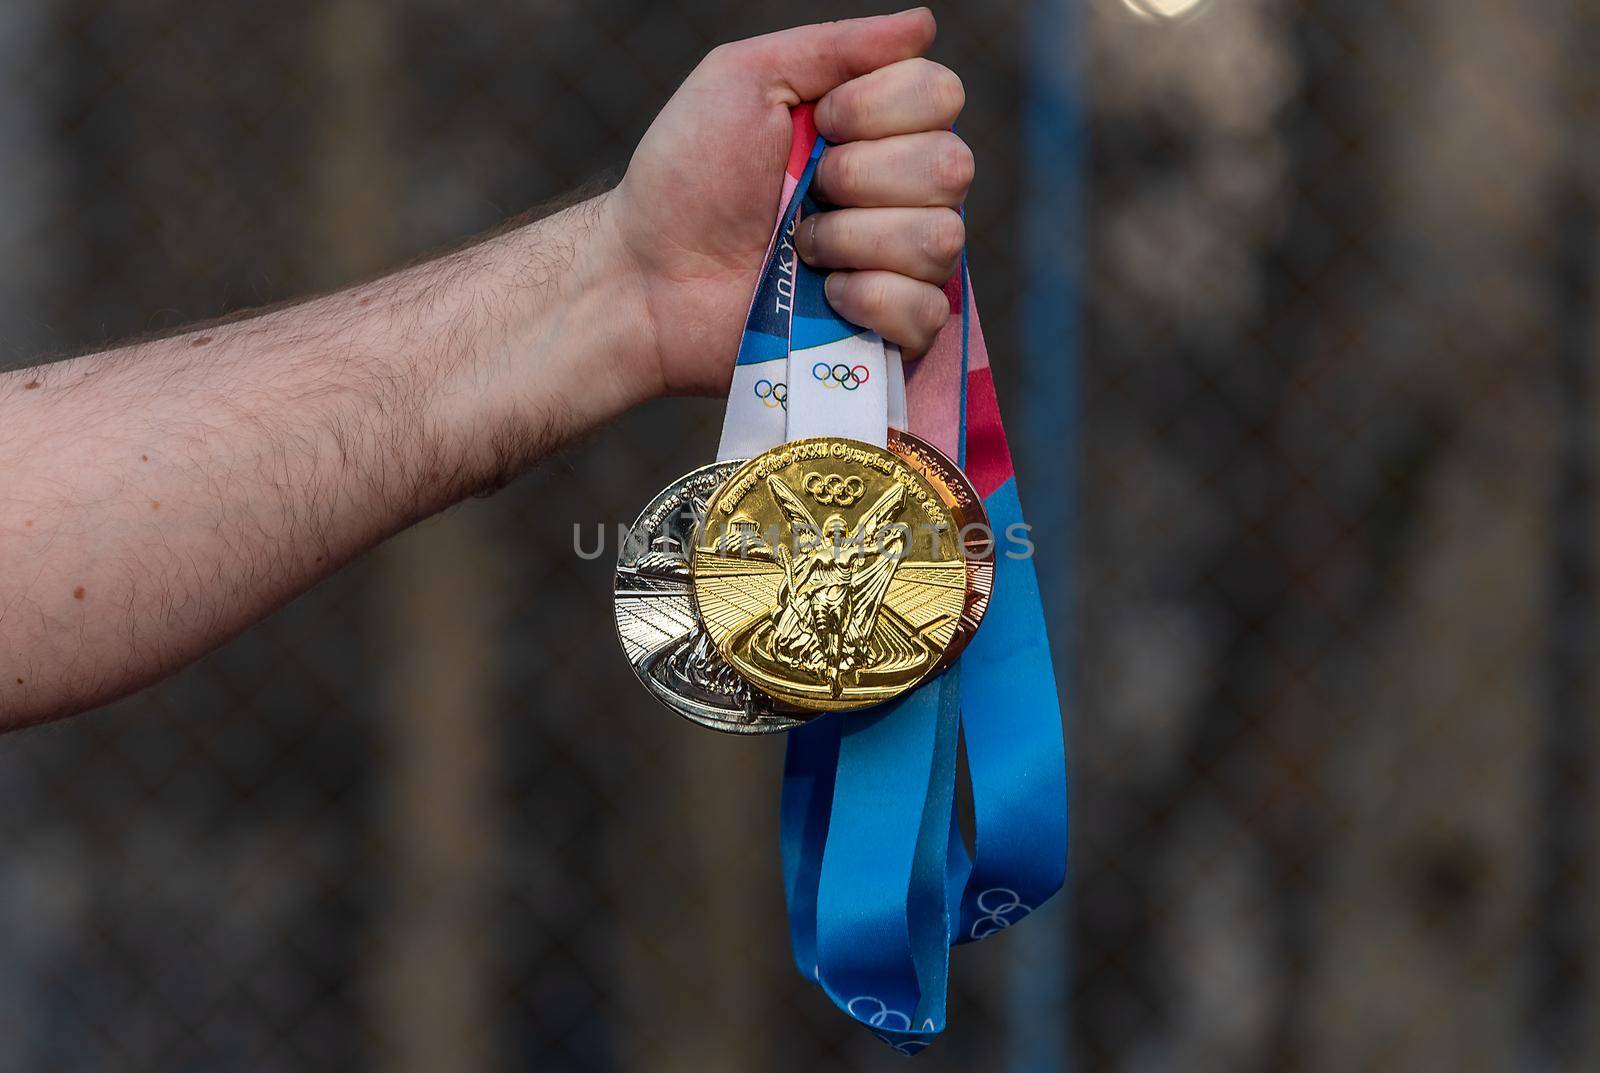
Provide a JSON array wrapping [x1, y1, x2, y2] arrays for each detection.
[[418, 191, 661, 495], [500, 191, 665, 421]]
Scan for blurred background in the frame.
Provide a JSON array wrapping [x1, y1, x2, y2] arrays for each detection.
[[1, 0, 1596, 1070]]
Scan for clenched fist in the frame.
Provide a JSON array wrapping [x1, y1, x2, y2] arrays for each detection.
[[607, 8, 973, 395]]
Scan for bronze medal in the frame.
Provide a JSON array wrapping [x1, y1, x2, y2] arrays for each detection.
[[887, 428, 993, 669]]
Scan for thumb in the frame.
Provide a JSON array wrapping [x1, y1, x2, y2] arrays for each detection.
[[737, 8, 937, 104]]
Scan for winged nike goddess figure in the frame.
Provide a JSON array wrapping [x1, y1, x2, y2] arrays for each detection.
[[766, 475, 908, 697]]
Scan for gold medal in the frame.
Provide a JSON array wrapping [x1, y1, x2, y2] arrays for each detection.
[[690, 436, 970, 712]]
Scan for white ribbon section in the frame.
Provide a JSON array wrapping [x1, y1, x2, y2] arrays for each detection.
[[886, 344, 907, 433], [719, 359, 791, 461], [783, 332, 890, 447], [715, 174, 805, 462]]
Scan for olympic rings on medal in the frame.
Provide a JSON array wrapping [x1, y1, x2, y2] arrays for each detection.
[[802, 470, 866, 507], [753, 378, 787, 409], [811, 361, 870, 390]]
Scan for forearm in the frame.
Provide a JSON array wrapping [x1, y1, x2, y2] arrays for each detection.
[[0, 193, 649, 727]]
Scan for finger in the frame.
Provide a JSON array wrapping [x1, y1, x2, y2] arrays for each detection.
[[812, 131, 975, 208], [728, 8, 937, 104], [824, 270, 951, 354], [797, 207, 964, 285], [816, 57, 964, 143]]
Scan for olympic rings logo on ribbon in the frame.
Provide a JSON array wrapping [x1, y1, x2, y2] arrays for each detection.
[[846, 997, 935, 1055], [802, 470, 865, 507], [969, 887, 1032, 941], [753, 379, 787, 409], [812, 361, 870, 390], [846, 996, 911, 1032]]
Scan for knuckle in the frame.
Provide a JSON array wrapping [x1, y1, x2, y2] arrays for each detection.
[[702, 42, 739, 70], [934, 136, 976, 196], [923, 210, 966, 269], [928, 65, 966, 121]]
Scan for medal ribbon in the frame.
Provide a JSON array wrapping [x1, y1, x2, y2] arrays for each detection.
[[715, 108, 1067, 1054]]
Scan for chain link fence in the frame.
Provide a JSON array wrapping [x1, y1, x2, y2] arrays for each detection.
[[2, 1, 1596, 1071]]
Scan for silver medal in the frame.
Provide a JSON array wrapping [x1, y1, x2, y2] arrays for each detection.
[[613, 460, 804, 734]]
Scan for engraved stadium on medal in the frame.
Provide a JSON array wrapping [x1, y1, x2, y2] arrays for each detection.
[[690, 436, 971, 712], [613, 461, 806, 734]]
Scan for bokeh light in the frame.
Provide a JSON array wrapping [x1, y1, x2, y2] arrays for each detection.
[[1121, 0, 1210, 21]]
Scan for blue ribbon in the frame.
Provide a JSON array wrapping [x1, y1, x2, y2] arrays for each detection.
[[948, 251, 1068, 946], [952, 479, 1068, 944]]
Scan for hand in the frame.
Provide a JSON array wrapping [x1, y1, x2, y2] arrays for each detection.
[[607, 8, 974, 397]]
